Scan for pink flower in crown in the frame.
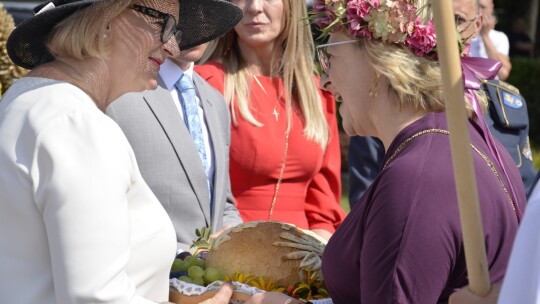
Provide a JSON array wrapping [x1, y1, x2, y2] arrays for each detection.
[[397, 2, 417, 33], [312, 0, 335, 28], [366, 6, 393, 41], [312, 0, 327, 14], [309, 0, 443, 60], [346, 0, 379, 20], [385, 0, 416, 43], [348, 19, 373, 38], [346, 0, 379, 38], [406, 19, 437, 57]]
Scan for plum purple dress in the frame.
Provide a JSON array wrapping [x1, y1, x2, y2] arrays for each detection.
[[323, 111, 526, 304]]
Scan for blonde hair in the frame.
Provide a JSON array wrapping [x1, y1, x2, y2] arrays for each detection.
[[360, 0, 487, 117], [364, 39, 487, 117], [200, 0, 329, 149], [46, 0, 132, 61]]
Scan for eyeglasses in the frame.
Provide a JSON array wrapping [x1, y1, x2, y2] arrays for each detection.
[[316, 40, 358, 76], [455, 15, 478, 31], [454, 15, 478, 41], [129, 4, 182, 44]]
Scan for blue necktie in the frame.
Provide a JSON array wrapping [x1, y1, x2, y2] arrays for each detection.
[[175, 74, 210, 187]]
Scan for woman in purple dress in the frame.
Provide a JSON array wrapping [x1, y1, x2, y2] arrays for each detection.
[[236, 0, 527, 303]]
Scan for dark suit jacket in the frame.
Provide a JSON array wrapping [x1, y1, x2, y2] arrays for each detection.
[[106, 72, 242, 250]]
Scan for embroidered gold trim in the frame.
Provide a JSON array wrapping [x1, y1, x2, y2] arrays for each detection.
[[382, 129, 450, 170], [471, 145, 518, 218], [383, 128, 519, 220]]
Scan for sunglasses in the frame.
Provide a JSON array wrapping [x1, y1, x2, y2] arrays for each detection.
[[129, 4, 182, 44], [316, 40, 358, 76]]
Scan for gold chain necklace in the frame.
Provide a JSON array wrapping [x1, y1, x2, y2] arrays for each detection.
[[382, 128, 519, 220], [253, 75, 282, 122], [268, 133, 289, 221], [251, 75, 289, 219]]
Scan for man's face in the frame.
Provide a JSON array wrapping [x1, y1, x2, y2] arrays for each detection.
[[178, 43, 209, 63], [453, 0, 481, 48], [478, 0, 494, 18]]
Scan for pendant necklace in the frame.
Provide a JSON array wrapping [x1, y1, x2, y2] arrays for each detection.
[[253, 75, 282, 122], [252, 75, 289, 220]]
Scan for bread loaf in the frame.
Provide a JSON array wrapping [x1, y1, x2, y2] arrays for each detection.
[[205, 221, 325, 287]]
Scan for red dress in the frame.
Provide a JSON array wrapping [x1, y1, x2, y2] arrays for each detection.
[[195, 62, 345, 232]]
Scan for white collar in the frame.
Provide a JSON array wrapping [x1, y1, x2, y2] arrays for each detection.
[[159, 59, 194, 90]]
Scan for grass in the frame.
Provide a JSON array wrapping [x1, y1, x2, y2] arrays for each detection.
[[340, 174, 351, 214], [533, 144, 540, 170], [340, 195, 350, 214]]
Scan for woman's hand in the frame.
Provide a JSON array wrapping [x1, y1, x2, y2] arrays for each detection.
[[449, 283, 501, 304], [199, 282, 234, 304]]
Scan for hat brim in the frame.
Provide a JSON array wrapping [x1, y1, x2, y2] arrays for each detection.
[[7, 0, 242, 69], [179, 0, 242, 51], [7, 0, 107, 70]]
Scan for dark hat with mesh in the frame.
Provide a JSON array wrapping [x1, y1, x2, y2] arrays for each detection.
[[7, 0, 108, 69], [179, 0, 242, 51], [7, 0, 242, 69]]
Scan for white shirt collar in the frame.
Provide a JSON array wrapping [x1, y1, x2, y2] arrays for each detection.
[[159, 59, 194, 90]]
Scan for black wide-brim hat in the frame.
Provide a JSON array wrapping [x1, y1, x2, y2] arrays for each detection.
[[179, 0, 242, 51], [7, 0, 243, 69]]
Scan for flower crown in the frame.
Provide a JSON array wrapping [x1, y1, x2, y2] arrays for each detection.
[[311, 0, 437, 58]]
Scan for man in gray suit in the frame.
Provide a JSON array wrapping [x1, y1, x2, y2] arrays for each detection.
[[106, 0, 243, 250]]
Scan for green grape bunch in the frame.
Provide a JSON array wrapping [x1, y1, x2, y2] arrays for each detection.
[[169, 226, 224, 286]]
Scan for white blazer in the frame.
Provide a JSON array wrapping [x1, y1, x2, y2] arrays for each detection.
[[0, 78, 176, 304]]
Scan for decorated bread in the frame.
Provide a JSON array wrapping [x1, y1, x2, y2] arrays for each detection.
[[205, 221, 326, 287]]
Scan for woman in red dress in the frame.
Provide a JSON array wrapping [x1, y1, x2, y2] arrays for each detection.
[[195, 0, 345, 240]]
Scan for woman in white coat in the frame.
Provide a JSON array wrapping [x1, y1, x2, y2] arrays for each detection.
[[0, 1, 181, 303]]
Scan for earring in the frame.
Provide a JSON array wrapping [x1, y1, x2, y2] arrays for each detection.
[[102, 23, 110, 40], [369, 73, 381, 98]]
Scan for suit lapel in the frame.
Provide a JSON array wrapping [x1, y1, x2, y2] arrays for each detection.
[[144, 76, 211, 224], [193, 73, 224, 228]]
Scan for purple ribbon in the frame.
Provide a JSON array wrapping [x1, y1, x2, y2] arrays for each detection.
[[460, 56, 523, 221], [461, 56, 501, 116]]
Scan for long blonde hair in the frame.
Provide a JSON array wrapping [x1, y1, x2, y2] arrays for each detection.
[[199, 0, 329, 149]]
